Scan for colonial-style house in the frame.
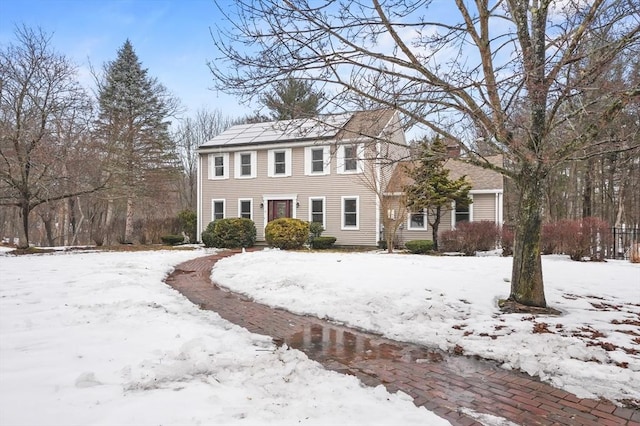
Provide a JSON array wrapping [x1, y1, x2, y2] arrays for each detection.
[[197, 109, 503, 247]]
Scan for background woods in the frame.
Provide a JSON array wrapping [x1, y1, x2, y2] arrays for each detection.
[[1, 1, 639, 267]]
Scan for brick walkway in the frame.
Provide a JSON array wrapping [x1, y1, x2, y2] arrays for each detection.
[[165, 251, 640, 426]]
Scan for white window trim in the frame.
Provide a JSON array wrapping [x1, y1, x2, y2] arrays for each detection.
[[308, 196, 326, 229], [234, 151, 257, 179], [267, 148, 292, 177], [336, 143, 364, 174], [407, 210, 428, 230], [341, 196, 359, 230], [451, 195, 473, 228], [238, 198, 253, 220], [211, 199, 226, 221], [304, 146, 330, 176], [208, 153, 229, 180]]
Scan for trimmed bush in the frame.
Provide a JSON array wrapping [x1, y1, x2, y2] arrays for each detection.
[[161, 234, 184, 246], [206, 218, 256, 248], [405, 239, 434, 254], [201, 231, 215, 248], [440, 221, 500, 255], [309, 222, 325, 238], [265, 218, 309, 249], [311, 236, 337, 249]]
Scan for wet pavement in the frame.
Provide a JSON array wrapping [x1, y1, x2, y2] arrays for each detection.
[[165, 251, 640, 426]]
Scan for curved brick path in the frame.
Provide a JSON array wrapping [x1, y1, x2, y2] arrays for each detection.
[[165, 251, 639, 426]]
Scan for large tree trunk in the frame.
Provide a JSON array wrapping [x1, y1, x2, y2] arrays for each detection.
[[510, 173, 547, 308], [17, 201, 30, 249]]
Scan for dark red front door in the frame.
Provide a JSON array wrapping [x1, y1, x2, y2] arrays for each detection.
[[268, 200, 292, 222]]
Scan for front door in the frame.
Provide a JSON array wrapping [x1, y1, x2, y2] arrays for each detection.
[[268, 200, 293, 222]]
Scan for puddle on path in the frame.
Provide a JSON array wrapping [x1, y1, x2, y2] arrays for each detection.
[[286, 322, 447, 365]]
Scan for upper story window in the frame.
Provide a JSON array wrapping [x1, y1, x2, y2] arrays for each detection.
[[337, 143, 363, 174], [234, 151, 257, 179], [304, 146, 330, 176], [212, 199, 225, 221], [344, 145, 357, 171], [240, 153, 252, 175], [268, 148, 292, 177], [342, 196, 359, 230], [274, 151, 286, 174], [239, 199, 252, 220], [208, 153, 229, 180]]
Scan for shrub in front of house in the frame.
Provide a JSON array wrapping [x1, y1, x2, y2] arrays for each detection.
[[265, 218, 309, 249], [205, 218, 256, 248], [440, 221, 500, 255], [500, 226, 514, 257], [201, 230, 216, 248], [161, 234, 184, 246], [309, 222, 325, 238], [311, 236, 337, 249], [405, 239, 434, 254]]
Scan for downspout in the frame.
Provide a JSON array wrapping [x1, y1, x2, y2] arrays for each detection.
[[197, 152, 203, 242], [375, 141, 381, 246]]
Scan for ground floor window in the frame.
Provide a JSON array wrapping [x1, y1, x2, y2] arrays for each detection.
[[455, 202, 470, 225], [342, 196, 359, 229], [212, 199, 225, 221], [239, 199, 252, 219], [408, 211, 427, 230], [310, 198, 325, 228]]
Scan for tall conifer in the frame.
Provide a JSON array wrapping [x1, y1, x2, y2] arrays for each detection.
[[96, 40, 177, 243]]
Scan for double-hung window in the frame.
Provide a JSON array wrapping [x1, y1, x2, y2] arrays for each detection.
[[342, 196, 359, 229], [408, 210, 427, 230], [344, 145, 357, 172], [309, 197, 325, 229], [234, 151, 256, 178], [304, 146, 330, 175], [337, 144, 362, 174], [212, 199, 225, 221], [453, 196, 472, 227], [240, 154, 252, 176], [239, 199, 252, 220], [208, 153, 228, 179], [268, 148, 292, 177]]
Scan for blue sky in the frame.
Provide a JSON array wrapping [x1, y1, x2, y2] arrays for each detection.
[[0, 0, 251, 119]]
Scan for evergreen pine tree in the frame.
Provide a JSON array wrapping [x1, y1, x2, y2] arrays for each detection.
[[261, 78, 322, 120], [96, 40, 178, 243], [404, 137, 472, 251]]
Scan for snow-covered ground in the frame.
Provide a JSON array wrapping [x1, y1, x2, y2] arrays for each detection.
[[211, 249, 640, 406], [0, 247, 447, 426], [1, 247, 638, 426]]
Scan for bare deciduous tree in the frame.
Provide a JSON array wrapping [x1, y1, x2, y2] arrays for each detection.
[[209, 0, 640, 309], [0, 26, 104, 248], [173, 108, 233, 209]]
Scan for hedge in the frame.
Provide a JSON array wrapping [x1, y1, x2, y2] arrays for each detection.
[[405, 240, 434, 254]]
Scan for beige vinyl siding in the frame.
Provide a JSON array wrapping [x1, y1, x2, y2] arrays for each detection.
[[200, 144, 379, 246], [471, 194, 497, 222]]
